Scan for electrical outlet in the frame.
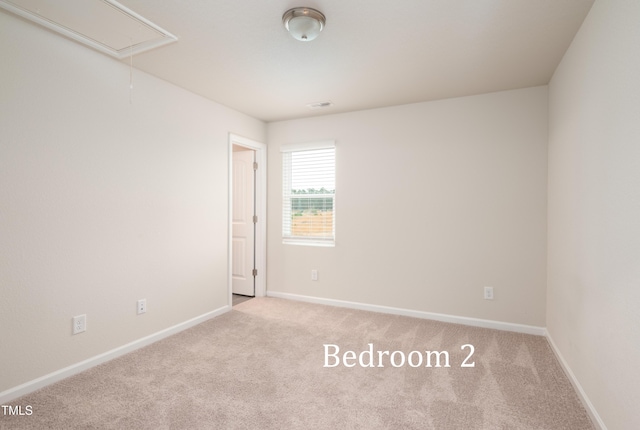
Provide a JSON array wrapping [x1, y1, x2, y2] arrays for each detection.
[[311, 269, 318, 281], [137, 299, 147, 315], [72, 314, 86, 335], [484, 286, 494, 300]]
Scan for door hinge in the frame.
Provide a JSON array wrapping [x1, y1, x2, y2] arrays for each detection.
[[253, 162, 258, 171], [252, 269, 258, 277], [253, 215, 258, 224]]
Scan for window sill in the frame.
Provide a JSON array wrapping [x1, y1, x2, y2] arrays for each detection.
[[283, 239, 335, 247]]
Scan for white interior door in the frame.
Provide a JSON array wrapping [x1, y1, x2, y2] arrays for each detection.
[[232, 147, 255, 296]]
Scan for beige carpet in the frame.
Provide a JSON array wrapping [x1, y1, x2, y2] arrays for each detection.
[[1, 298, 594, 429]]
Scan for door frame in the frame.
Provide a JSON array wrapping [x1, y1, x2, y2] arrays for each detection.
[[228, 133, 266, 305]]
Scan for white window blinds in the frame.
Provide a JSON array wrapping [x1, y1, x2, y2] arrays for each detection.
[[282, 141, 335, 245]]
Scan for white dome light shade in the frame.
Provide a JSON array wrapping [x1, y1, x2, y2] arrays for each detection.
[[282, 8, 326, 42]]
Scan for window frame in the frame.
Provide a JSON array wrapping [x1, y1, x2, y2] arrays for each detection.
[[281, 140, 336, 247]]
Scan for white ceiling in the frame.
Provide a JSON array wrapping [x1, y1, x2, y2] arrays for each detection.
[[116, 0, 594, 122]]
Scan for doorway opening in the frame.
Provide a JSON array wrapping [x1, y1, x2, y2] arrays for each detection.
[[228, 134, 266, 307]]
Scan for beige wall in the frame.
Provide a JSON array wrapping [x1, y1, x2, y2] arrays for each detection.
[[547, 1, 640, 428], [0, 11, 265, 393], [267, 87, 548, 327]]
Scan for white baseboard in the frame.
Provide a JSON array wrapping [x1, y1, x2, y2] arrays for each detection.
[[0, 305, 231, 404], [266, 291, 546, 336], [545, 331, 607, 430]]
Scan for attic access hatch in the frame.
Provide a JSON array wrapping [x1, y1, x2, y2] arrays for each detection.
[[0, 0, 177, 58]]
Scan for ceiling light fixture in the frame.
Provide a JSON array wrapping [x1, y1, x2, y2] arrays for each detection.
[[282, 7, 326, 42]]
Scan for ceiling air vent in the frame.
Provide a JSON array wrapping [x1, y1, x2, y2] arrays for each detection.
[[0, 0, 177, 59], [306, 101, 334, 110]]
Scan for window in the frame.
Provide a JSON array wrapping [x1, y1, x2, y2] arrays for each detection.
[[282, 141, 335, 246]]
